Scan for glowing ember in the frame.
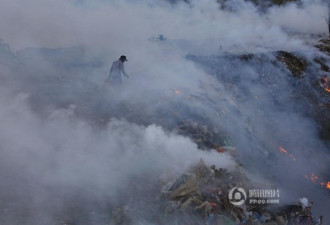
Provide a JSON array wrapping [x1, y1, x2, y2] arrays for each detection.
[[174, 89, 181, 95], [326, 182, 330, 190], [304, 173, 330, 190], [216, 147, 225, 153], [304, 173, 319, 182], [310, 173, 319, 182], [320, 76, 330, 93], [279, 147, 288, 154], [320, 76, 328, 84], [279, 147, 296, 161]]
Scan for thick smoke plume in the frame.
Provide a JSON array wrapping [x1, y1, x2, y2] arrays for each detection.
[[0, 0, 329, 224]]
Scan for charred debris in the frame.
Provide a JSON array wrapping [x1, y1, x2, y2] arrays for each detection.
[[111, 160, 324, 225], [187, 38, 330, 141]]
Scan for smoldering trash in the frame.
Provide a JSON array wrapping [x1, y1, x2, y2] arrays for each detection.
[[112, 159, 324, 225]]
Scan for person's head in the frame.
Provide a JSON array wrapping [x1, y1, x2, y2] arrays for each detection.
[[119, 55, 128, 63]]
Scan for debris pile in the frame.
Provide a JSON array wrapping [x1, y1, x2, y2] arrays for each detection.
[[111, 159, 323, 225], [160, 161, 324, 225], [315, 39, 330, 56], [276, 51, 307, 78], [176, 121, 231, 149]]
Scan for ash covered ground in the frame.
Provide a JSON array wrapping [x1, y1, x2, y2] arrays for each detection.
[[0, 0, 329, 224]]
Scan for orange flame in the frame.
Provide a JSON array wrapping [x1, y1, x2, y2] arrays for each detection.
[[326, 182, 330, 190], [304, 173, 330, 190], [320, 77, 330, 93]]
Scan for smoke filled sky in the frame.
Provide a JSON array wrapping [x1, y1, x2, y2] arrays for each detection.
[[0, 0, 328, 51]]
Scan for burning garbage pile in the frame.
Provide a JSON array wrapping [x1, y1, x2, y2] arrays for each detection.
[[187, 38, 330, 142], [111, 159, 324, 225], [315, 40, 330, 95], [319, 76, 330, 93]]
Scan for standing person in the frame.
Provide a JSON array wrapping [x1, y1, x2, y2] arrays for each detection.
[[105, 55, 129, 87]]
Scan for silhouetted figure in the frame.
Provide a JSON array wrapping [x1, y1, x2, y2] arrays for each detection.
[[105, 55, 129, 87]]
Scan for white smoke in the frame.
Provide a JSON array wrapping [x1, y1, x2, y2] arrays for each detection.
[[0, 0, 327, 51], [0, 90, 236, 224], [0, 0, 330, 223]]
